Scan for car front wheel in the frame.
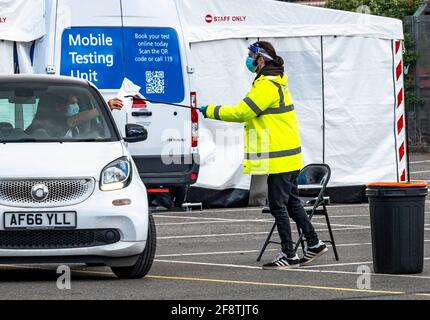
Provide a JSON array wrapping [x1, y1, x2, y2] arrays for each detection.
[[111, 212, 156, 279]]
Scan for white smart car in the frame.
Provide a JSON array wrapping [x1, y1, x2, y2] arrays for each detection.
[[0, 74, 155, 279]]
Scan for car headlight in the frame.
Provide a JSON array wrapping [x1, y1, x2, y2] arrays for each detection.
[[100, 157, 132, 191]]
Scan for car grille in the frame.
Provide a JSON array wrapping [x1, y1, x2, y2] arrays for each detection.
[[0, 229, 120, 249], [0, 179, 95, 208]]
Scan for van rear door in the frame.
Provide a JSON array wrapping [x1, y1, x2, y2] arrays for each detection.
[[121, 0, 199, 187]]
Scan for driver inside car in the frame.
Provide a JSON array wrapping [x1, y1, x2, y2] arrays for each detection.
[[26, 94, 99, 138]]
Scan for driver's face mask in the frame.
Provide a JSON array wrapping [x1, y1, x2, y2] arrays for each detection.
[[65, 103, 80, 117]]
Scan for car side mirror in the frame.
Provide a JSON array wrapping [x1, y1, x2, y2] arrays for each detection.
[[124, 124, 147, 143]]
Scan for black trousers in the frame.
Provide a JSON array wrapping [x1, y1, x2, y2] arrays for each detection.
[[267, 171, 319, 257]]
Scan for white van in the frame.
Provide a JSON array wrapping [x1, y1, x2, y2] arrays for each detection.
[[49, 0, 200, 203], [0, 74, 155, 279]]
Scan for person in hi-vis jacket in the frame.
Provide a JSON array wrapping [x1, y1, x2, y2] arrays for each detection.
[[199, 41, 328, 269]]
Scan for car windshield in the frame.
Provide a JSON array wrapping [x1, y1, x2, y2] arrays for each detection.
[[0, 82, 117, 143]]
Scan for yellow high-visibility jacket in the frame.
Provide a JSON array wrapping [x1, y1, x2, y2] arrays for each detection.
[[206, 74, 303, 175]]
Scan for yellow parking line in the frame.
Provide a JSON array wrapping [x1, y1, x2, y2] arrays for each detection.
[[2, 265, 429, 298], [0, 264, 115, 276], [72, 269, 115, 276], [4, 266, 402, 297], [146, 274, 405, 296]]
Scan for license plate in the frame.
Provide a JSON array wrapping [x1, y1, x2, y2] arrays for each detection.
[[3, 212, 77, 229]]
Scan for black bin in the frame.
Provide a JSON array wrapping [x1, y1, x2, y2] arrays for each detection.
[[366, 182, 428, 274]]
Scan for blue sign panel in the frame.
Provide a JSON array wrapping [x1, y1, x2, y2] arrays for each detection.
[[60, 27, 125, 89], [60, 27, 185, 103], [123, 27, 184, 103]]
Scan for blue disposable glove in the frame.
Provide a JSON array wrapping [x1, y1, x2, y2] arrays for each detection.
[[199, 105, 208, 118]]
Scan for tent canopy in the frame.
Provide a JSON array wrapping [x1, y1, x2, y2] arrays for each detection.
[[0, 0, 45, 42], [176, 0, 403, 43], [177, 0, 405, 195]]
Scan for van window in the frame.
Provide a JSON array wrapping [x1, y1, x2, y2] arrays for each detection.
[[0, 100, 15, 127], [23, 102, 39, 129], [0, 100, 39, 130], [0, 83, 117, 143], [60, 27, 185, 103]]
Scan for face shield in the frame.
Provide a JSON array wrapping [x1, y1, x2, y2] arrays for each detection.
[[248, 44, 274, 62]]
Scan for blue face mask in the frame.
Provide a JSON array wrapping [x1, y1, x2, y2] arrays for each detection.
[[65, 103, 80, 117], [246, 56, 257, 73]]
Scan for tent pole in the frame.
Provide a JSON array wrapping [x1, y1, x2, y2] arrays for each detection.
[[405, 100, 411, 183]]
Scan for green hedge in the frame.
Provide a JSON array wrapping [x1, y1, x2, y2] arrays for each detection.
[[326, 0, 425, 108], [326, 0, 422, 19]]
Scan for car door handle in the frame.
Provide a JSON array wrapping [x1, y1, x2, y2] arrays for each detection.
[[132, 110, 153, 117]]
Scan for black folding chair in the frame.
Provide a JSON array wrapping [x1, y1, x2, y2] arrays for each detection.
[[256, 164, 339, 262]]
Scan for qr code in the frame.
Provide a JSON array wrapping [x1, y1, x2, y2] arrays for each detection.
[[145, 71, 165, 94]]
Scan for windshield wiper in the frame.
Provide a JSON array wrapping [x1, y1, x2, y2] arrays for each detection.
[[72, 138, 97, 142], [1, 138, 38, 143], [1, 138, 58, 143], [68, 138, 112, 142], [1, 138, 110, 143]]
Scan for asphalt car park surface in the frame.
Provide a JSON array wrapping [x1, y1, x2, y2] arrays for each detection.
[[0, 153, 430, 300]]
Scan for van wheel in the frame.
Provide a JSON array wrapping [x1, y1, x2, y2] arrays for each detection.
[[111, 213, 156, 279]]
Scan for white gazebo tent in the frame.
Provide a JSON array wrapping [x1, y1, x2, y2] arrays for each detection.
[[175, 0, 407, 204], [0, 0, 46, 74]]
